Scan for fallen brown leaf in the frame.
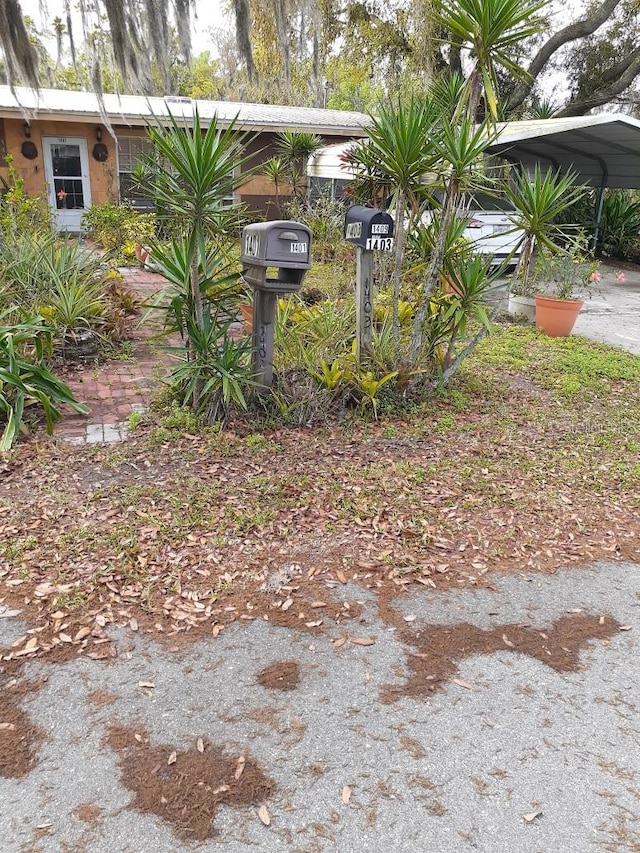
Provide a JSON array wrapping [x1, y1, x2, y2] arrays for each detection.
[[523, 810, 542, 822], [258, 804, 271, 826]]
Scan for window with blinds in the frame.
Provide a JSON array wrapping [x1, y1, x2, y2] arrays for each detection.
[[117, 136, 155, 211]]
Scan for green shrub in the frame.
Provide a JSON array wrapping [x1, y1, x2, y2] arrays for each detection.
[[82, 203, 157, 263], [597, 190, 640, 259], [0, 311, 88, 449], [0, 157, 51, 237], [0, 233, 108, 322]]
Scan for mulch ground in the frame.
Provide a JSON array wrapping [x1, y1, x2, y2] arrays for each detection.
[[0, 679, 44, 778], [257, 661, 301, 691], [106, 725, 274, 840]]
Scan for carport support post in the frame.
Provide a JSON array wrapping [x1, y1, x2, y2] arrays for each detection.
[[356, 246, 374, 362], [251, 289, 277, 388]]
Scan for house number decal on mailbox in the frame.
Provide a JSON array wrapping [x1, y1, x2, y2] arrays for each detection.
[[290, 242, 307, 253], [244, 233, 261, 258], [366, 236, 394, 251]]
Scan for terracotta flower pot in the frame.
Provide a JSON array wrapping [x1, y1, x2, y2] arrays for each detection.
[[240, 303, 253, 334], [535, 294, 583, 337], [135, 244, 149, 266]]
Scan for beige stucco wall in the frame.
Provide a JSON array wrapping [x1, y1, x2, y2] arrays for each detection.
[[0, 118, 117, 205]]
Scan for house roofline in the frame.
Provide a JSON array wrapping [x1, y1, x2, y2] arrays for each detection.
[[0, 86, 371, 137]]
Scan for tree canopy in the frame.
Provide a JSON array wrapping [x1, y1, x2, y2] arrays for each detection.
[[2, 0, 640, 117]]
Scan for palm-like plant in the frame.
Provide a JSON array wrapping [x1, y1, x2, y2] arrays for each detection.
[[409, 114, 499, 361], [435, 0, 549, 120], [363, 96, 442, 352], [139, 109, 254, 415], [503, 164, 587, 293], [143, 108, 251, 333], [261, 157, 287, 215], [275, 130, 324, 202]]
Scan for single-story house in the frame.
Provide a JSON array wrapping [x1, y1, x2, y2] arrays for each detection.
[[0, 86, 370, 231]]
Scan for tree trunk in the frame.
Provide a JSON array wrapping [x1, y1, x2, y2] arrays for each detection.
[[409, 186, 458, 364], [392, 191, 406, 356], [233, 0, 257, 84], [506, 0, 625, 114]]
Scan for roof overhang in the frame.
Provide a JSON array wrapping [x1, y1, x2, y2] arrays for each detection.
[[0, 86, 371, 138], [489, 114, 640, 189]]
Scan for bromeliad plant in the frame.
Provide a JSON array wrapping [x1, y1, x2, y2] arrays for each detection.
[[0, 311, 88, 450]]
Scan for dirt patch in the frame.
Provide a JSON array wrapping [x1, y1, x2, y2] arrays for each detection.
[[73, 802, 103, 824], [86, 689, 118, 706], [107, 725, 274, 841], [381, 607, 620, 702], [257, 660, 300, 691], [0, 679, 44, 777]]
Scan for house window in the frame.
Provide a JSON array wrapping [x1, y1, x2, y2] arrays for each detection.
[[116, 135, 155, 211], [309, 175, 351, 204], [116, 133, 237, 211]]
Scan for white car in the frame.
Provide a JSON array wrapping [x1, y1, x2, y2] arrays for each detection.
[[463, 194, 523, 268]]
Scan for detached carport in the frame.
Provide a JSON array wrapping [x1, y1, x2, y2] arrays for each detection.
[[488, 113, 640, 241]]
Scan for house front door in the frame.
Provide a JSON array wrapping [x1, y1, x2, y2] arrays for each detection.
[[42, 137, 91, 232]]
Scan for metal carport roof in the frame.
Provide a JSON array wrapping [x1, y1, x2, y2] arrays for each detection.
[[488, 114, 640, 190]]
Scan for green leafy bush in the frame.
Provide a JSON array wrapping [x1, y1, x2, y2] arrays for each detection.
[[0, 312, 88, 449], [597, 190, 640, 260], [82, 203, 157, 263], [0, 233, 109, 329], [0, 157, 51, 237]]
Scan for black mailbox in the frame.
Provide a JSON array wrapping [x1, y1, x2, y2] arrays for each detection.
[[344, 206, 394, 251]]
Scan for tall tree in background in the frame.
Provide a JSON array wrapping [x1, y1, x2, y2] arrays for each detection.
[[233, 0, 256, 84], [0, 0, 193, 95], [4, 0, 640, 117]]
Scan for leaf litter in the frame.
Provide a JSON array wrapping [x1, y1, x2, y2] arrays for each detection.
[[106, 725, 274, 841], [379, 596, 621, 702], [0, 678, 44, 778]]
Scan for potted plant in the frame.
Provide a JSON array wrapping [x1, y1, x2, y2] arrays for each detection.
[[504, 165, 587, 326], [507, 274, 537, 323], [531, 234, 599, 336]]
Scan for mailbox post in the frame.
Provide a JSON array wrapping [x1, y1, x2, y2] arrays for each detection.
[[241, 220, 312, 387], [343, 206, 394, 361]]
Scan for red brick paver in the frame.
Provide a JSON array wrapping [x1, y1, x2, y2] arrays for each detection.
[[56, 268, 176, 444]]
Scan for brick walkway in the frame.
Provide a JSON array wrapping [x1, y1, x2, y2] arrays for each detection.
[[57, 268, 176, 444]]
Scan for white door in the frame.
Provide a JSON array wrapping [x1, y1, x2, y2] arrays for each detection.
[[42, 137, 92, 232]]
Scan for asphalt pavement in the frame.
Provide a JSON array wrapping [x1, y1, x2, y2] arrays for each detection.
[[1, 560, 639, 852]]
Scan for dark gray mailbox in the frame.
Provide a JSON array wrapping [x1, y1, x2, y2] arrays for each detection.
[[344, 206, 394, 361], [344, 205, 394, 252], [241, 220, 313, 386], [241, 221, 312, 293]]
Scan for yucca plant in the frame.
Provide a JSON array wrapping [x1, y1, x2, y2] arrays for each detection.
[[166, 311, 254, 425], [504, 164, 587, 293], [0, 311, 88, 449], [137, 108, 255, 416], [597, 190, 640, 259], [435, 0, 550, 121]]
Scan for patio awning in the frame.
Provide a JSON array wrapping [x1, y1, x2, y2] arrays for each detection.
[[488, 114, 640, 190]]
